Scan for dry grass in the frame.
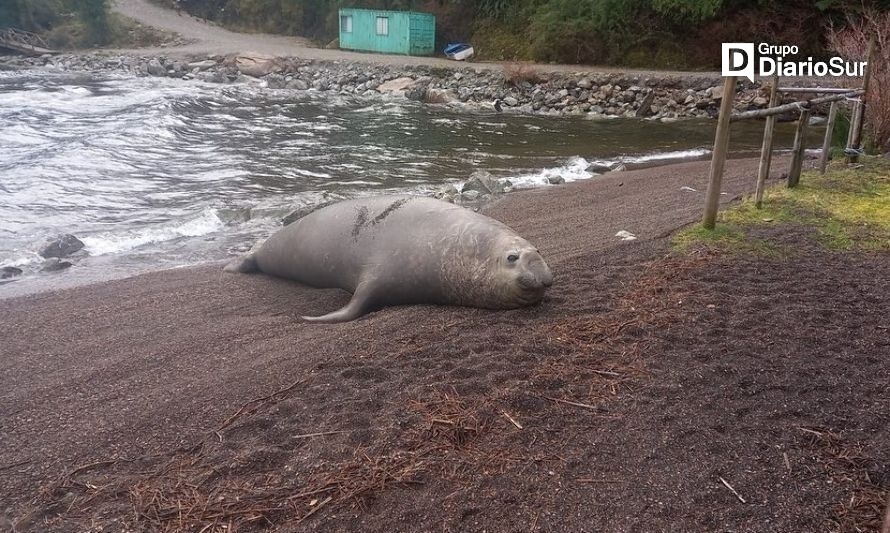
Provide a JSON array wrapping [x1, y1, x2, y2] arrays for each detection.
[[20, 253, 727, 532], [797, 426, 889, 532]]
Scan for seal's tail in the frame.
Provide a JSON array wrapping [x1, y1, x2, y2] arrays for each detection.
[[223, 253, 258, 273]]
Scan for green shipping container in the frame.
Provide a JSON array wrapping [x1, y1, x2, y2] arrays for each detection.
[[338, 8, 435, 56]]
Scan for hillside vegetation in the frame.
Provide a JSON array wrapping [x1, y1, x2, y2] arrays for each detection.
[[158, 0, 888, 68], [1, 0, 172, 47]]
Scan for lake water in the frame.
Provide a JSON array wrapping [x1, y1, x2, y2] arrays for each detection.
[[0, 68, 809, 296]]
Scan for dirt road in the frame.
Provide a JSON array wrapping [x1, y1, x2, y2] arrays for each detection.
[[111, 0, 722, 79]]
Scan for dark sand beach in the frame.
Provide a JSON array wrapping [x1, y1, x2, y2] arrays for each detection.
[[2, 157, 888, 532]]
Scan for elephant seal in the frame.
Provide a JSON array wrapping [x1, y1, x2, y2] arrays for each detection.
[[225, 195, 553, 323]]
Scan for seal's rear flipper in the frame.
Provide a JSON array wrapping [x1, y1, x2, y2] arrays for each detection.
[[302, 283, 373, 323], [223, 253, 258, 273]]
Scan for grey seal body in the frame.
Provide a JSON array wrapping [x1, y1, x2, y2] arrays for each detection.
[[225, 195, 553, 323]]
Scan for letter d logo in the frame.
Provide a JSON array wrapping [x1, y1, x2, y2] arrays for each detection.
[[722, 43, 755, 82]]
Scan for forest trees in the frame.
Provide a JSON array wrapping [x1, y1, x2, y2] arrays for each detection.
[[76, 0, 111, 44], [1, 0, 111, 45], [827, 9, 890, 151], [166, 0, 886, 67]]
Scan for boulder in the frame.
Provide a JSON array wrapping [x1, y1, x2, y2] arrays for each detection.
[[377, 77, 417, 93], [1, 266, 22, 279], [286, 78, 309, 90], [146, 59, 166, 77], [405, 83, 430, 101], [424, 88, 457, 104], [40, 258, 72, 272], [586, 162, 622, 174], [461, 170, 508, 196], [634, 91, 656, 118], [460, 190, 482, 202], [187, 59, 217, 71], [264, 73, 287, 89], [232, 54, 282, 78], [547, 175, 566, 185], [198, 69, 228, 84], [38, 234, 84, 259]]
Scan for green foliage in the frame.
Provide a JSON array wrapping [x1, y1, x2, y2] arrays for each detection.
[[527, 0, 641, 64], [470, 19, 529, 61], [651, 0, 722, 22], [475, 0, 511, 19], [674, 157, 890, 253], [44, 12, 170, 49], [2, 0, 114, 45], [76, 0, 111, 44], [1, 0, 63, 31]]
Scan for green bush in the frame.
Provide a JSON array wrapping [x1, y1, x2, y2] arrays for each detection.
[[76, 0, 110, 45], [470, 19, 530, 61], [1, 0, 63, 31], [527, 0, 641, 64]]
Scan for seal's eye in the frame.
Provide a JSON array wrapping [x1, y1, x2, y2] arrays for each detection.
[[507, 253, 519, 263]]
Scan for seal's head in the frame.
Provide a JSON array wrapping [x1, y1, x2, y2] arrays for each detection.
[[494, 237, 553, 307]]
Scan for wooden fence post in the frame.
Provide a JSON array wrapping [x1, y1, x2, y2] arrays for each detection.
[[754, 73, 780, 209], [846, 35, 876, 164], [702, 76, 736, 230], [819, 101, 839, 174], [846, 101, 861, 149], [788, 108, 811, 188]]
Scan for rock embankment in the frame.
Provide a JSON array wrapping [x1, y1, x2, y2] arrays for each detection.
[[3, 52, 811, 120]]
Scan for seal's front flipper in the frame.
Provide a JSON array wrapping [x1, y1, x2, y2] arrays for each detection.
[[223, 253, 258, 273], [302, 283, 375, 323]]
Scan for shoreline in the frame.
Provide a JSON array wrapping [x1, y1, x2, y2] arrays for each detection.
[[2, 51, 823, 121], [0, 154, 791, 300]]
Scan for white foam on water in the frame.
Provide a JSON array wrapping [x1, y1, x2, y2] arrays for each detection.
[[505, 156, 594, 189], [81, 209, 224, 256], [489, 148, 712, 191], [325, 180, 380, 186], [625, 148, 710, 164], [290, 168, 332, 179], [430, 117, 460, 126], [0, 251, 42, 268]]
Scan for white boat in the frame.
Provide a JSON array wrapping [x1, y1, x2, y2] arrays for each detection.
[[444, 43, 474, 61]]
